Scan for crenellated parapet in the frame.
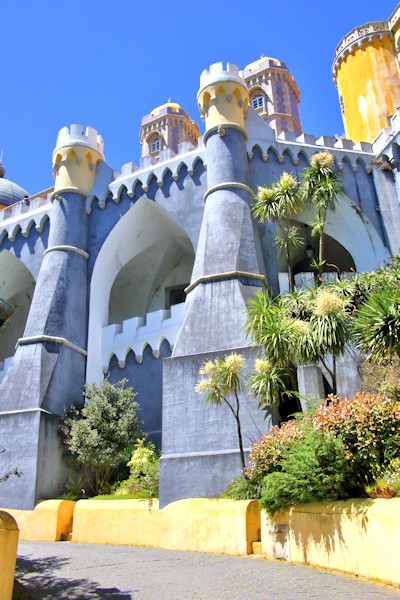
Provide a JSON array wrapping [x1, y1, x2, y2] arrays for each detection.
[[197, 62, 249, 138], [52, 125, 104, 198], [332, 20, 390, 81], [332, 5, 400, 144], [101, 303, 185, 370]]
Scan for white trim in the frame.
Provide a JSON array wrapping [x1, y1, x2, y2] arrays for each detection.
[[16, 335, 87, 356], [43, 245, 89, 259]]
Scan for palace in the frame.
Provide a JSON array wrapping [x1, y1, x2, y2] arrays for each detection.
[[1, 5, 400, 509]]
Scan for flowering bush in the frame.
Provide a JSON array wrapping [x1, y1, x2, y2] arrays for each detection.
[[246, 418, 306, 481], [243, 391, 400, 509], [312, 392, 400, 476]]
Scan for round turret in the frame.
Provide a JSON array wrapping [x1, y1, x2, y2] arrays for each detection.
[[52, 125, 104, 198], [197, 62, 249, 140], [333, 7, 400, 143], [0, 163, 29, 207]]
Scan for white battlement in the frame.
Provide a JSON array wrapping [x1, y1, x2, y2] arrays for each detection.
[[198, 62, 246, 94], [101, 302, 185, 370], [0, 195, 50, 223], [54, 124, 104, 157]]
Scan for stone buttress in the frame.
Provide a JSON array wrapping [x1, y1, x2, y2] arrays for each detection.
[[159, 63, 270, 507], [0, 126, 104, 509]]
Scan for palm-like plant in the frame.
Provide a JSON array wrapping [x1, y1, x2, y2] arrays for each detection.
[[301, 152, 343, 281], [353, 289, 400, 363], [254, 172, 304, 292], [195, 353, 248, 474]]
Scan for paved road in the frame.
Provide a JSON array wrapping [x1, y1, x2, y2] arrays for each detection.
[[14, 541, 400, 600]]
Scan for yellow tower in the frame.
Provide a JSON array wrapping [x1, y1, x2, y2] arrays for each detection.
[[333, 4, 400, 143], [52, 124, 104, 198]]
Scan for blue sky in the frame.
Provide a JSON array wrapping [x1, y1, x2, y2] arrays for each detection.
[[1, 0, 396, 194]]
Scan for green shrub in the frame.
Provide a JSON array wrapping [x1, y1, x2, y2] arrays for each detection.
[[220, 476, 263, 500], [259, 426, 354, 515], [60, 379, 143, 496], [113, 438, 159, 498]]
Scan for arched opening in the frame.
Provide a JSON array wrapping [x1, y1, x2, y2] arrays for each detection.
[[0, 250, 35, 382], [87, 196, 195, 383]]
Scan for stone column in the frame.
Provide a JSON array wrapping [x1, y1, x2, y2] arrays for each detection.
[[0, 126, 104, 509], [160, 64, 269, 507]]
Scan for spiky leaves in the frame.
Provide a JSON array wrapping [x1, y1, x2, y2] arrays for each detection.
[[353, 289, 400, 363]]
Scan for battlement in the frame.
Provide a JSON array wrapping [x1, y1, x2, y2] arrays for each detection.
[[101, 303, 185, 369], [198, 62, 246, 95], [372, 110, 400, 157], [54, 124, 104, 157], [333, 20, 390, 80]]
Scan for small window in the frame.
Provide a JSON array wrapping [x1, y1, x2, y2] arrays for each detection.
[[165, 284, 189, 309], [150, 136, 161, 153], [252, 94, 264, 110]]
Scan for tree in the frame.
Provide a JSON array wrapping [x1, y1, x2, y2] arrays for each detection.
[[245, 286, 350, 403], [60, 379, 143, 495], [195, 353, 248, 475], [301, 151, 343, 279], [253, 172, 304, 292]]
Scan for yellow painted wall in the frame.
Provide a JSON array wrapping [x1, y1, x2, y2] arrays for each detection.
[[0, 511, 19, 600], [262, 499, 400, 586], [72, 498, 260, 555], [336, 35, 400, 143], [0, 499, 75, 542]]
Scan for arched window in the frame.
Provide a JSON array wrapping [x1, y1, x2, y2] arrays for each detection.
[[150, 135, 161, 153], [251, 94, 264, 110]]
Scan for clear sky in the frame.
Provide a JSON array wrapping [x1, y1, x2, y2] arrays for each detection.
[[1, 0, 396, 194]]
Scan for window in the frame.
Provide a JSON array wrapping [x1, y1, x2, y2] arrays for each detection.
[[150, 136, 161, 153], [165, 284, 189, 309], [251, 94, 263, 110]]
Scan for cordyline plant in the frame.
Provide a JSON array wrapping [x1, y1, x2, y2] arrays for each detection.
[[253, 172, 304, 292], [301, 151, 343, 279], [195, 353, 248, 475]]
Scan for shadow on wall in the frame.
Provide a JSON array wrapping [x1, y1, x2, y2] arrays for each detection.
[[288, 499, 370, 563]]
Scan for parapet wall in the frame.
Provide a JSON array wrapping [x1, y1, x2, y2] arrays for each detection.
[[261, 499, 400, 586]]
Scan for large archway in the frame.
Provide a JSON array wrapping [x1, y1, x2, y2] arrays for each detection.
[[0, 250, 35, 381], [87, 197, 195, 383]]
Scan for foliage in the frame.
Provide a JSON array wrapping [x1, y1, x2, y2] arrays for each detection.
[[360, 356, 400, 397], [245, 286, 350, 401], [60, 379, 143, 496], [220, 475, 264, 500], [60, 474, 88, 501], [312, 392, 400, 482], [113, 438, 159, 498], [254, 172, 304, 291], [301, 151, 343, 275], [365, 458, 400, 499], [246, 418, 306, 482], [352, 288, 400, 362], [195, 353, 248, 473], [241, 390, 400, 513], [259, 427, 353, 516]]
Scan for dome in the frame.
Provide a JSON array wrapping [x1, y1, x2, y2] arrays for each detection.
[[150, 101, 182, 117], [0, 164, 29, 207]]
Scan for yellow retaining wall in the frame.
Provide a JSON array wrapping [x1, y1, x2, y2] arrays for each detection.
[[0, 511, 19, 600], [261, 499, 400, 586], [0, 500, 75, 542], [73, 498, 260, 555]]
